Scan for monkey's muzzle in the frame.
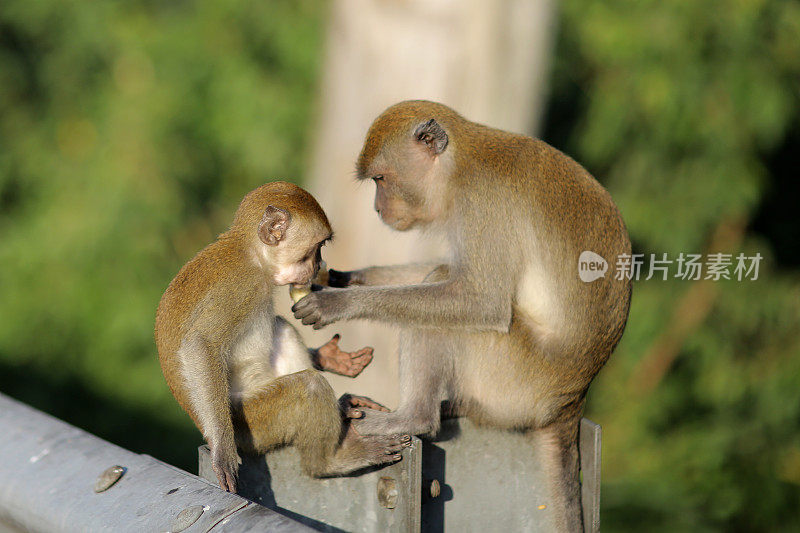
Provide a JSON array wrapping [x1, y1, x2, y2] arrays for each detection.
[[289, 261, 329, 303]]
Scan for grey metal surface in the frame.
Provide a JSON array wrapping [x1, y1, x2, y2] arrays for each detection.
[[421, 418, 552, 532], [0, 392, 312, 533], [201, 417, 601, 533], [580, 418, 601, 533], [200, 438, 422, 533], [422, 418, 601, 533]]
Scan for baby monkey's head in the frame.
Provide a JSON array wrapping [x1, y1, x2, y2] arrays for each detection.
[[232, 181, 332, 288]]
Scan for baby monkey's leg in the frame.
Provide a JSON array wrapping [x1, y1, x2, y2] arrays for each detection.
[[232, 369, 408, 476]]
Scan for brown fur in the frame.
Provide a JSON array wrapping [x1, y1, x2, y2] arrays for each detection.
[[155, 182, 406, 492], [296, 101, 632, 532]]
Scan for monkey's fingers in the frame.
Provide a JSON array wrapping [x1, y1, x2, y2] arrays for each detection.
[[321, 334, 341, 351], [341, 348, 372, 378], [223, 471, 237, 493], [346, 351, 373, 377], [326, 356, 368, 377], [292, 291, 338, 329], [351, 347, 374, 360], [212, 464, 238, 493], [340, 393, 364, 418], [341, 353, 372, 377], [316, 340, 370, 376], [312, 320, 327, 330], [291, 296, 313, 316], [315, 334, 341, 357], [299, 313, 321, 326], [298, 310, 322, 327], [346, 395, 390, 413]]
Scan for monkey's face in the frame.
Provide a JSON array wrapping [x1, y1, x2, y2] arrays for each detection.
[[270, 224, 330, 287], [369, 143, 445, 231], [360, 117, 451, 231], [258, 211, 331, 287]]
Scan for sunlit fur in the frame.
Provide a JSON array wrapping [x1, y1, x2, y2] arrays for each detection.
[[155, 182, 404, 491], [334, 101, 632, 532]]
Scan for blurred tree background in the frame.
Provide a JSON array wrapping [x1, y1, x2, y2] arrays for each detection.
[[545, 2, 800, 531], [1, 1, 798, 531], [0, 0, 327, 469]]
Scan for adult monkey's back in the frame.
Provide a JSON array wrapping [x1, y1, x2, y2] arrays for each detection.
[[293, 100, 632, 532]]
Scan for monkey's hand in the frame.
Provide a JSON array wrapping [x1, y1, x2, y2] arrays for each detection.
[[339, 393, 391, 418], [314, 334, 373, 377], [327, 269, 364, 288], [210, 443, 240, 493], [292, 288, 348, 329]]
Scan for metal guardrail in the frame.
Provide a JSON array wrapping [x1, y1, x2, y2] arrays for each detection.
[[199, 418, 601, 532], [0, 391, 601, 532], [0, 392, 311, 533]]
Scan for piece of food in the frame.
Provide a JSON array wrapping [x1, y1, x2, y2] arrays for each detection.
[[289, 262, 329, 303], [289, 285, 312, 303]]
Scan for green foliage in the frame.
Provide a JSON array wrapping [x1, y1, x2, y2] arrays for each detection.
[[0, 0, 326, 468], [1, 0, 799, 529], [545, 0, 800, 530]]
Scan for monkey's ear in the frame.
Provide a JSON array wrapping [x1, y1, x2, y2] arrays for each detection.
[[414, 119, 448, 155], [258, 205, 291, 246]]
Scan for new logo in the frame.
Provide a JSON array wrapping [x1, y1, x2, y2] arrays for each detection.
[[578, 251, 608, 282]]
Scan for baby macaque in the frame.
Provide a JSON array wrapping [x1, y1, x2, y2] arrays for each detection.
[[155, 182, 409, 492]]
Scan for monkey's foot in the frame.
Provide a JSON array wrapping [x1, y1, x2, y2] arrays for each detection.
[[340, 393, 390, 417], [352, 408, 436, 437], [358, 433, 411, 466], [325, 428, 411, 475], [314, 334, 373, 377]]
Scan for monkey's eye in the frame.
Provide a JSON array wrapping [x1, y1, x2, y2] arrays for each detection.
[[371, 175, 384, 182]]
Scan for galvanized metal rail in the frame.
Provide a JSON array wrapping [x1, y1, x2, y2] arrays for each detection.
[[199, 418, 601, 532], [0, 392, 311, 533], [0, 390, 601, 532]]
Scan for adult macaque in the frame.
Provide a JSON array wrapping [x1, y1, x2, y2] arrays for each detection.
[[293, 102, 632, 531], [156, 182, 409, 493]]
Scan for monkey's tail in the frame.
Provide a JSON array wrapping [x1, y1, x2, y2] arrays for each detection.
[[529, 415, 584, 533]]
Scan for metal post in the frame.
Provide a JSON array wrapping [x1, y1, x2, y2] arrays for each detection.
[[200, 418, 602, 532]]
